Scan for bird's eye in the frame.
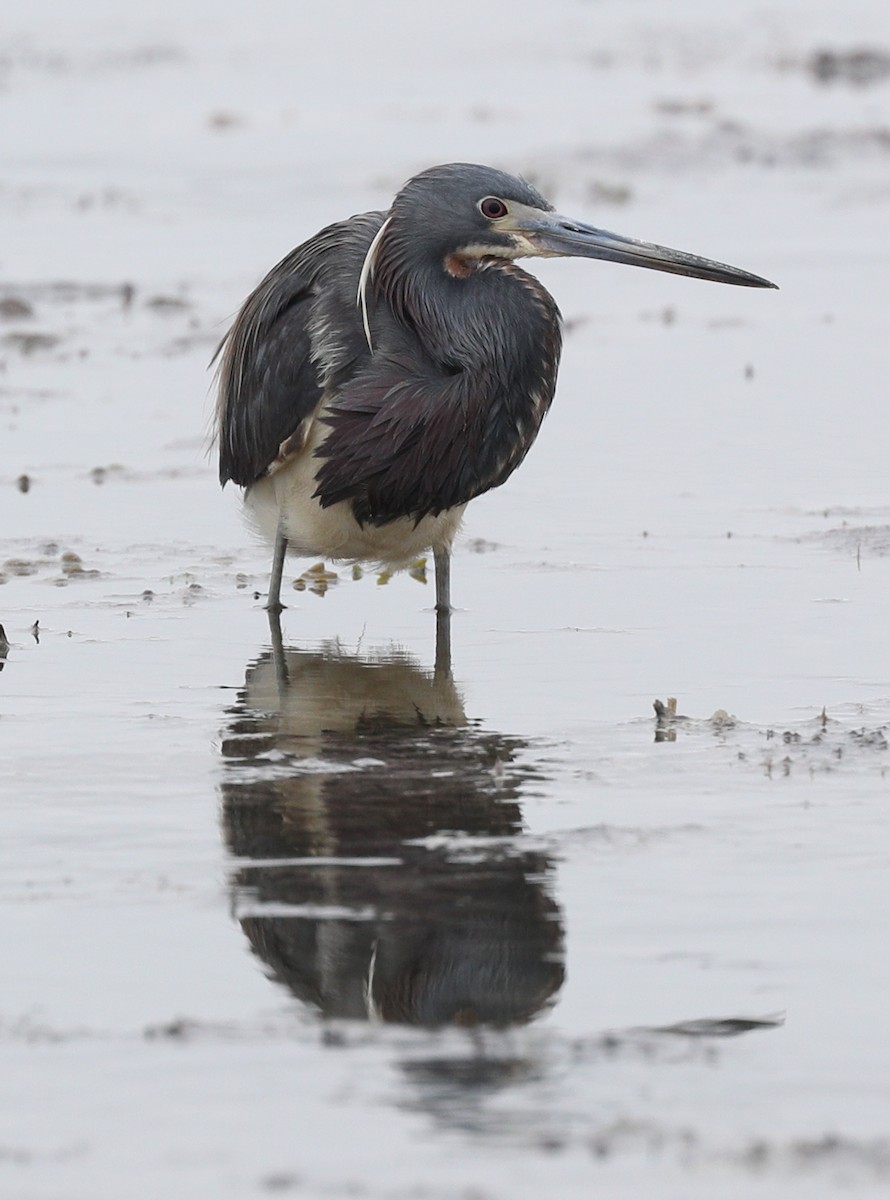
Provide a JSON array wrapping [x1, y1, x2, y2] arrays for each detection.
[[479, 197, 508, 220]]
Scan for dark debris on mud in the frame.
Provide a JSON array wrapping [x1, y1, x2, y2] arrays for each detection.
[[0, 279, 207, 364], [1, 546, 100, 587], [801, 522, 890, 560], [574, 119, 890, 178], [0, 330, 60, 356], [0, 297, 33, 320], [807, 47, 890, 88], [654, 696, 890, 777], [585, 1123, 890, 1181], [0, 281, 135, 317]]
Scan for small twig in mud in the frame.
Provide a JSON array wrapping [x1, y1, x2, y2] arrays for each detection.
[[653, 696, 683, 743], [653, 696, 680, 721]]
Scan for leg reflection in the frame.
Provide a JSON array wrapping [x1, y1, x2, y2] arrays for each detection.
[[220, 631, 563, 1028]]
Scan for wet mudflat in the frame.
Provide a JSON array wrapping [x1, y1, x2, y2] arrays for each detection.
[[3, 1, 890, 1196]]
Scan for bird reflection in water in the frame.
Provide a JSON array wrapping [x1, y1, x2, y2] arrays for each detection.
[[219, 614, 564, 1028]]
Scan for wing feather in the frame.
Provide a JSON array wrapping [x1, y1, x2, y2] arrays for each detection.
[[313, 358, 547, 527], [215, 214, 383, 487]]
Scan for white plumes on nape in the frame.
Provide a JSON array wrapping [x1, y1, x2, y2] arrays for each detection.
[[357, 217, 391, 352]]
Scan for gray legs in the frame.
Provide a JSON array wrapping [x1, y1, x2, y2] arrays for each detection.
[[433, 548, 452, 680], [269, 540, 450, 614], [433, 548, 451, 615], [269, 532, 449, 617], [266, 520, 288, 613], [266, 537, 453, 677], [434, 605, 452, 681]]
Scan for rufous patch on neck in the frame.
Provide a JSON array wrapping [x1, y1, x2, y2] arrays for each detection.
[[443, 253, 477, 279]]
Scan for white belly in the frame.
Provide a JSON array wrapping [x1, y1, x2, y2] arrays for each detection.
[[244, 423, 465, 567]]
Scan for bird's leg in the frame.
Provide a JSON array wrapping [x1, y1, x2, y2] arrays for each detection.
[[434, 604, 452, 682], [266, 519, 288, 613], [433, 547, 453, 680], [433, 548, 451, 615]]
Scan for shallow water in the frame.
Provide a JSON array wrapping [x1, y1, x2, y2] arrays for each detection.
[[3, 2, 890, 1196]]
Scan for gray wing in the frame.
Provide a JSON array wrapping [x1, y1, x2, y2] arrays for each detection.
[[313, 278, 563, 527], [313, 362, 546, 527], [215, 212, 384, 487]]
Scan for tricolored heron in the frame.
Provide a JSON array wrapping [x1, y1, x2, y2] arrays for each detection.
[[216, 163, 775, 616]]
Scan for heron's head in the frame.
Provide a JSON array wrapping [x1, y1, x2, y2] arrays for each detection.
[[388, 163, 555, 276], [385, 162, 776, 289]]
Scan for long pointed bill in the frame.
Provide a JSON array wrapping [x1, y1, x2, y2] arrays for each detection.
[[520, 212, 777, 289]]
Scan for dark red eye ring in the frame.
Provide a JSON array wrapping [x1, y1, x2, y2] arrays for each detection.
[[479, 196, 508, 220]]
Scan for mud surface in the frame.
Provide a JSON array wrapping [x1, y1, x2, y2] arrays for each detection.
[[2, 2, 890, 1197]]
